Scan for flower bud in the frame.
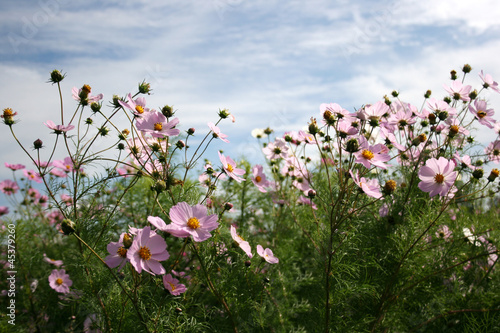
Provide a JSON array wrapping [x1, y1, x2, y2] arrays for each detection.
[[218, 108, 230, 119], [90, 102, 102, 113], [462, 64, 472, 73], [117, 142, 125, 150], [98, 126, 110, 136], [153, 180, 167, 193], [224, 202, 234, 211], [33, 139, 43, 149], [307, 189, 316, 198], [49, 69, 65, 84], [450, 70, 457, 80], [176, 140, 185, 149], [308, 118, 319, 135], [383, 180, 397, 195], [468, 90, 478, 100], [61, 219, 76, 235], [345, 138, 359, 153], [245, 260, 252, 267], [2, 108, 17, 126], [487, 169, 499, 182], [161, 105, 174, 117], [122, 233, 133, 249], [391, 90, 399, 98], [424, 90, 432, 98], [187, 128, 195, 135], [138, 80, 152, 94], [472, 169, 484, 180], [264, 127, 273, 135]]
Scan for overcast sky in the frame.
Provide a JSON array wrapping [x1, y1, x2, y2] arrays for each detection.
[[2, 0, 500, 184]]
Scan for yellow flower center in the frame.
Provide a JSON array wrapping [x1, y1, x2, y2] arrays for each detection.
[[187, 217, 200, 229], [492, 169, 500, 177], [154, 122, 163, 131], [135, 105, 144, 114], [82, 84, 92, 94], [477, 110, 487, 118], [3, 108, 13, 117], [434, 174, 445, 184], [138, 246, 152, 261], [169, 282, 176, 291], [226, 164, 234, 172], [56, 278, 63, 285], [255, 176, 262, 183], [449, 125, 459, 135], [361, 149, 374, 160], [117, 246, 127, 258]]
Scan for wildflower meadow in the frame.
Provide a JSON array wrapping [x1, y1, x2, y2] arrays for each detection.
[[1, 65, 499, 332]]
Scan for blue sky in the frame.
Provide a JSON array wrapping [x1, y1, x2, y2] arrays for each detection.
[[1, 0, 500, 184]]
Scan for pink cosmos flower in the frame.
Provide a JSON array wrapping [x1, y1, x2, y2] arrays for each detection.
[[387, 109, 416, 129], [118, 93, 150, 117], [0, 180, 19, 195], [443, 81, 471, 102], [71, 87, 103, 104], [23, 170, 43, 183], [418, 157, 457, 197], [354, 139, 391, 170], [219, 152, 245, 182], [44, 120, 75, 134], [262, 138, 289, 160], [48, 269, 73, 293], [43, 254, 64, 267], [320, 102, 355, 123], [359, 101, 389, 125], [468, 100, 496, 128], [251, 165, 270, 193], [136, 111, 180, 138], [256, 245, 279, 264], [163, 273, 187, 296], [53, 157, 79, 174], [149, 202, 219, 242], [208, 122, 229, 143], [453, 153, 476, 170], [479, 70, 500, 93], [436, 225, 452, 240], [426, 98, 457, 118], [127, 226, 169, 275], [0, 206, 9, 216], [4, 163, 25, 171], [230, 225, 253, 258], [336, 119, 359, 138], [297, 196, 317, 210], [349, 170, 382, 199], [105, 233, 130, 271], [485, 140, 500, 164]]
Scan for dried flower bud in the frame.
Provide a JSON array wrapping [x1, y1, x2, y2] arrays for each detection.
[[424, 90, 432, 98], [33, 139, 43, 149], [462, 64, 472, 73], [383, 180, 397, 195]]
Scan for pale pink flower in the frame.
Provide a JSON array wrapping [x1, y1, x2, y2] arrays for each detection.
[[256, 245, 279, 264], [163, 273, 187, 296], [208, 122, 229, 143], [349, 170, 382, 199], [251, 165, 270, 192], [443, 81, 471, 102], [48, 269, 73, 293], [426, 98, 457, 117], [418, 157, 457, 197], [479, 70, 500, 93], [262, 138, 289, 160], [44, 120, 75, 134], [0, 180, 19, 195], [43, 254, 64, 267], [127, 226, 169, 275], [320, 102, 355, 123], [354, 139, 391, 170], [71, 87, 103, 104], [23, 170, 43, 183], [297, 196, 317, 210], [53, 157, 79, 174], [469, 100, 496, 128], [4, 163, 25, 171], [359, 101, 389, 125], [0, 206, 9, 216], [149, 202, 219, 242], [230, 225, 253, 258], [436, 225, 452, 240], [104, 234, 130, 271], [118, 93, 150, 117], [485, 140, 500, 164], [219, 152, 245, 182], [136, 111, 180, 138], [453, 152, 476, 170]]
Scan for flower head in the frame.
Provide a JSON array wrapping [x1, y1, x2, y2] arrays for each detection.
[[105, 233, 130, 271], [118, 93, 150, 116], [48, 269, 73, 293], [44, 120, 75, 134], [127, 226, 169, 275], [251, 164, 270, 192], [257, 245, 279, 264], [230, 225, 253, 258], [163, 273, 187, 296], [43, 254, 64, 267], [151, 202, 219, 242], [218, 152, 245, 182], [469, 100, 496, 128], [418, 157, 457, 197], [208, 122, 229, 143], [349, 170, 382, 199], [0, 179, 19, 195], [136, 111, 180, 138]]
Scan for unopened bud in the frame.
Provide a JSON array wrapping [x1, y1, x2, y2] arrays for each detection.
[[424, 90, 432, 98], [224, 202, 234, 211], [33, 139, 43, 149], [176, 140, 185, 149], [49, 69, 65, 84], [472, 169, 484, 180], [122, 233, 133, 249], [345, 138, 359, 153], [383, 180, 397, 195], [307, 189, 316, 198], [450, 70, 457, 80], [308, 118, 319, 135], [487, 169, 499, 182], [61, 219, 76, 235], [138, 80, 152, 94], [187, 128, 195, 135], [161, 105, 174, 117], [462, 64, 472, 73]]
